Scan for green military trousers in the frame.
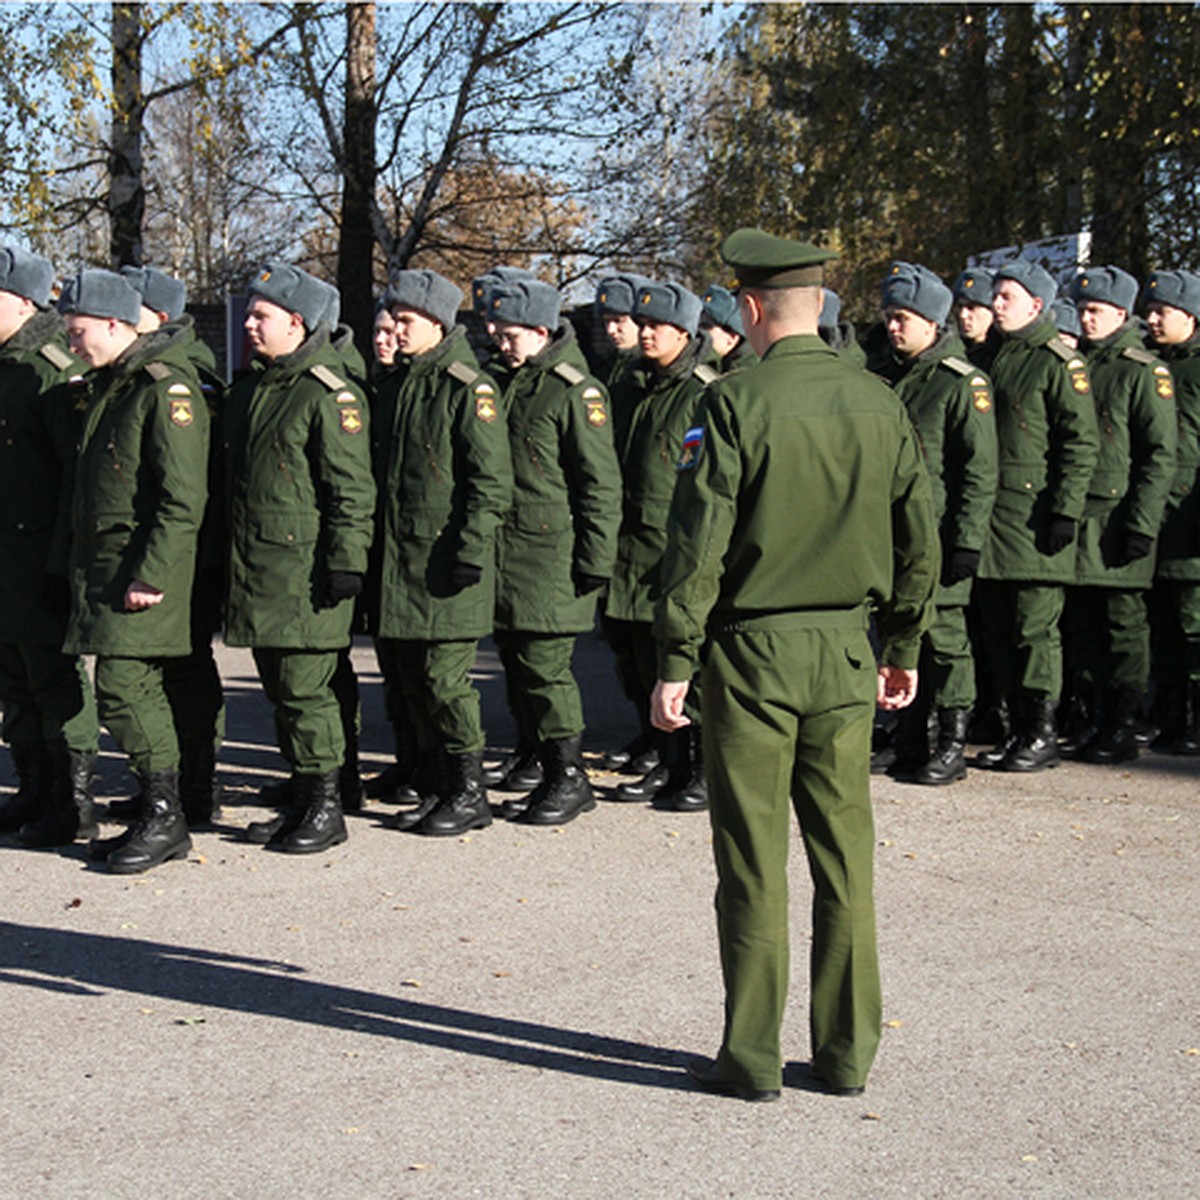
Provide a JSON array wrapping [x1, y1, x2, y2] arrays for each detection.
[[0, 642, 99, 755], [923, 602, 975, 710], [162, 567, 226, 754], [701, 613, 882, 1094], [493, 631, 584, 743], [252, 648, 345, 775], [95, 656, 179, 775], [376, 639, 484, 756], [1062, 586, 1150, 693], [1149, 579, 1200, 688], [975, 580, 1065, 700]]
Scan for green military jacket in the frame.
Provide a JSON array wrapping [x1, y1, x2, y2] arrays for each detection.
[[223, 327, 375, 650], [719, 339, 759, 375], [369, 325, 512, 641], [0, 311, 88, 644], [605, 336, 719, 622], [891, 331, 998, 605], [979, 315, 1100, 584], [1155, 330, 1200, 581], [494, 323, 620, 634], [66, 326, 210, 658], [653, 334, 939, 680], [1073, 322, 1176, 588]]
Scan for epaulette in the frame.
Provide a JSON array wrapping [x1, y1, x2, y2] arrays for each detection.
[[693, 362, 719, 385], [448, 360, 479, 385], [1122, 346, 1158, 365], [1047, 336, 1078, 363], [39, 343, 74, 371], [940, 355, 974, 376], [309, 363, 346, 391], [552, 361, 586, 386], [144, 361, 171, 381]]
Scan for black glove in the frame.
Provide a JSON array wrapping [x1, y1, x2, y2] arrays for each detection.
[[1045, 516, 1077, 555], [450, 562, 482, 592], [573, 571, 607, 596], [323, 571, 363, 607], [39, 573, 72, 615], [1116, 531, 1154, 566], [945, 547, 980, 585]]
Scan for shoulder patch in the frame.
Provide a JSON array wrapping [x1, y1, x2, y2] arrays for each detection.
[[448, 360, 479, 386], [1047, 336, 1077, 363], [552, 361, 586, 386], [339, 406, 364, 435], [677, 425, 705, 470], [1153, 364, 1175, 400], [39, 343, 74, 371], [309, 363, 346, 391], [144, 361, 171, 381], [1121, 346, 1158, 365], [168, 382, 193, 397], [584, 394, 608, 427], [334, 390, 357, 405], [474, 386, 498, 423], [941, 355, 973, 376], [693, 363, 719, 384], [169, 397, 194, 427]]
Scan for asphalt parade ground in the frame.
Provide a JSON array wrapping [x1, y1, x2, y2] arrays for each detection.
[[1, 631, 1197, 1198]]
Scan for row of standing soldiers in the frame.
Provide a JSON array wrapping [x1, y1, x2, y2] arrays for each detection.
[[1, 244, 1196, 873]]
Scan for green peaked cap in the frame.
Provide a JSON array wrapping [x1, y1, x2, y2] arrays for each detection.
[[719, 228, 837, 289]]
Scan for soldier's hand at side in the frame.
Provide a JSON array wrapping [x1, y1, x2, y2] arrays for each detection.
[[573, 570, 607, 596], [651, 680, 692, 731], [449, 562, 483, 592], [945, 547, 980, 584], [323, 571, 364, 607], [877, 665, 918, 711], [1116, 531, 1153, 566], [124, 579, 164, 611], [1045, 516, 1077, 555]]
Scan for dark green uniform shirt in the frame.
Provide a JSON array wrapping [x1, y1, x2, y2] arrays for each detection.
[[1074, 321, 1176, 588], [370, 325, 512, 642], [654, 334, 940, 680], [66, 325, 210, 657], [979, 315, 1100, 583], [1155, 329, 1200, 580], [223, 327, 375, 650], [890, 331, 998, 604], [0, 311, 88, 644], [605, 336, 719, 622], [494, 323, 620, 634]]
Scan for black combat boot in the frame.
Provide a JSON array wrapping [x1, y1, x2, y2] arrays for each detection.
[[1000, 694, 1061, 772], [483, 741, 543, 791], [1149, 682, 1186, 751], [258, 774, 295, 805], [107, 770, 192, 874], [104, 789, 143, 821], [245, 777, 305, 845], [365, 720, 420, 802], [519, 736, 596, 826], [600, 726, 659, 775], [1171, 681, 1200, 755], [915, 709, 970, 786], [888, 699, 933, 779], [281, 771, 347, 854], [392, 750, 443, 830], [1082, 687, 1142, 765], [1057, 680, 1099, 759], [659, 727, 707, 812], [418, 751, 491, 836], [974, 698, 1015, 768], [19, 749, 97, 847], [179, 741, 221, 827], [0, 746, 52, 832]]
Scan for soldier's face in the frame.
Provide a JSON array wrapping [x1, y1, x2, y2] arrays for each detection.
[[992, 281, 1042, 332], [391, 307, 443, 358], [638, 318, 689, 365], [955, 300, 994, 343], [884, 306, 939, 357], [701, 319, 740, 359], [495, 322, 549, 368], [1146, 301, 1197, 346], [65, 313, 130, 368], [244, 296, 304, 360], [0, 288, 34, 345], [603, 312, 639, 351], [373, 309, 398, 365], [1077, 300, 1126, 343]]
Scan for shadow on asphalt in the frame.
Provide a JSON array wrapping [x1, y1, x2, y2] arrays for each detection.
[[0, 922, 688, 1091]]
